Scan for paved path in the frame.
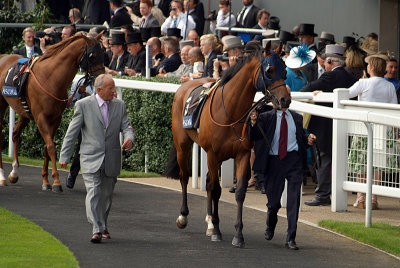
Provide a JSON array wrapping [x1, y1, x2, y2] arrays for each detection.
[[0, 163, 398, 267]]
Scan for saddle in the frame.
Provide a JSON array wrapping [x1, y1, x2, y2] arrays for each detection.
[[182, 81, 218, 129]]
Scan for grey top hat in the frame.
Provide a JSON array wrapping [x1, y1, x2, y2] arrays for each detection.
[[319, 31, 335, 43], [223, 36, 243, 51], [323, 44, 346, 58], [179, 40, 194, 50]]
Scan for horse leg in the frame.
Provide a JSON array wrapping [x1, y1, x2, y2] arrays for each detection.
[[206, 153, 222, 242], [0, 98, 9, 186], [232, 151, 251, 248], [8, 116, 30, 184], [175, 142, 192, 228], [41, 145, 52, 191]]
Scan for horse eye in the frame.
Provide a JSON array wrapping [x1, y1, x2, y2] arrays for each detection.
[[89, 53, 94, 58]]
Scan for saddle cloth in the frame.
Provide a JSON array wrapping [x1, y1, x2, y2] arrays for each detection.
[[182, 81, 217, 129], [2, 58, 30, 97]]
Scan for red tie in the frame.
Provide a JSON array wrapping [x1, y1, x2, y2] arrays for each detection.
[[278, 112, 288, 160]]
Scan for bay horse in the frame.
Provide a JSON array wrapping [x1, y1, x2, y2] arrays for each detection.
[[168, 42, 290, 247], [0, 33, 104, 192]]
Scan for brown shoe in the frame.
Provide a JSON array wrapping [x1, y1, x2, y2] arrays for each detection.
[[90, 232, 102, 243], [372, 202, 379, 210], [102, 230, 111, 239]]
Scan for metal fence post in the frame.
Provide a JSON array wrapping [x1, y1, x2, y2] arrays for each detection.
[[364, 122, 373, 227], [221, 159, 234, 188], [192, 143, 198, 189], [332, 88, 349, 212], [8, 108, 15, 157], [200, 148, 207, 191]]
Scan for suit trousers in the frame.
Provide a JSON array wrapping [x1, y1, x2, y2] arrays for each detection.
[[82, 161, 117, 234], [314, 152, 332, 199], [264, 151, 302, 242], [69, 131, 82, 180]]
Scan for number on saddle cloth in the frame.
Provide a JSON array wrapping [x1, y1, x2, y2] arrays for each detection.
[[183, 83, 215, 129], [2, 58, 30, 97]]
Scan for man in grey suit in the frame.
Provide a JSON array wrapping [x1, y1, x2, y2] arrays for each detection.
[[59, 74, 134, 243], [139, 0, 160, 28]]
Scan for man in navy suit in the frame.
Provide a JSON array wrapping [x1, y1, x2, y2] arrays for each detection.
[[13, 27, 42, 58], [249, 100, 316, 250], [158, 37, 182, 74], [109, 0, 133, 28], [199, 34, 217, 78], [237, 0, 260, 28]]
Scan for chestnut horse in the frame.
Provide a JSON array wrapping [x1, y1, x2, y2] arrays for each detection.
[[168, 42, 290, 247], [0, 34, 104, 192]]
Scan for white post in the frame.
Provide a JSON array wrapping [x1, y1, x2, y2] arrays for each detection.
[[145, 152, 149, 173], [331, 88, 349, 212], [364, 122, 373, 227], [221, 159, 234, 188], [8, 108, 15, 157], [200, 148, 207, 191], [192, 143, 198, 189], [145, 44, 152, 79]]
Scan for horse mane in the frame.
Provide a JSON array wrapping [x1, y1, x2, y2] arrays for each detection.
[[219, 48, 263, 87], [37, 34, 89, 62]]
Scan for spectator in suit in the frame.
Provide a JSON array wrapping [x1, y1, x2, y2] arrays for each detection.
[[302, 44, 326, 83], [109, 0, 133, 28], [301, 44, 357, 206], [59, 74, 134, 243], [187, 29, 200, 46], [106, 32, 131, 76], [13, 27, 42, 58], [127, 0, 166, 26], [251, 9, 270, 40], [124, 32, 146, 76], [184, 0, 205, 36], [138, 0, 160, 28], [68, 8, 84, 24], [180, 46, 204, 83], [61, 25, 76, 40], [209, 0, 236, 35], [298, 23, 318, 53], [82, 0, 110, 25], [158, 44, 192, 78], [249, 91, 316, 250], [199, 34, 218, 78], [212, 35, 243, 79], [161, 0, 196, 40], [158, 37, 182, 74], [237, 0, 261, 28], [158, 0, 172, 17]]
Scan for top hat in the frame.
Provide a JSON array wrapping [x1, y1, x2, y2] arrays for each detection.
[[268, 16, 280, 30], [262, 29, 276, 38], [319, 31, 335, 43], [223, 36, 244, 51], [167, 28, 182, 38], [298, 23, 318, 37], [179, 40, 194, 50], [323, 44, 346, 59], [285, 43, 316, 69], [111, 31, 125, 45], [285, 41, 300, 53], [279, 30, 295, 45], [150, 27, 161, 37], [343, 36, 356, 46], [140, 28, 151, 42], [126, 32, 142, 44]]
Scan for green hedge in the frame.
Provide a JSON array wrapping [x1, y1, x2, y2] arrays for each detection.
[[1, 76, 181, 174]]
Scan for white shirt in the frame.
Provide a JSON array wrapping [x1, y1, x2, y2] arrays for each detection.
[[238, 4, 253, 24], [25, 45, 34, 58], [210, 10, 236, 34], [348, 76, 397, 104], [270, 110, 298, 155], [317, 62, 325, 79], [161, 12, 196, 40]]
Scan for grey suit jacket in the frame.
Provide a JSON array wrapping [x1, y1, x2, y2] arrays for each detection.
[[60, 95, 134, 177], [141, 14, 160, 27]]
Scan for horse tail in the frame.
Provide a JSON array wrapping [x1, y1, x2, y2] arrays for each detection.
[[164, 144, 180, 179]]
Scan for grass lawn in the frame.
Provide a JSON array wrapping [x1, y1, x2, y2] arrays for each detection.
[[319, 220, 400, 257], [0, 208, 78, 267], [2, 155, 160, 178]]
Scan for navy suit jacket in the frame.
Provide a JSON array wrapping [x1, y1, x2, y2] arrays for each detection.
[[238, 5, 260, 28], [202, 50, 217, 78], [110, 7, 133, 28], [13, 46, 42, 57], [249, 109, 309, 175], [160, 53, 182, 73], [108, 51, 130, 72], [125, 47, 146, 73]]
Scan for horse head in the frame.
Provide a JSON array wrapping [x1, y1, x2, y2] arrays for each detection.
[[257, 41, 291, 110], [79, 33, 105, 78]]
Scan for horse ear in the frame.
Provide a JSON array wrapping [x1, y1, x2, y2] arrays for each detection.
[[274, 42, 283, 55], [264, 41, 271, 57], [95, 32, 103, 41]]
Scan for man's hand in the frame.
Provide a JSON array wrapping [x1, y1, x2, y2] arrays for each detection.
[[313, 90, 323, 96], [191, 72, 203, 78], [307, 133, 316, 146], [125, 68, 136, 76], [59, 161, 68, 169], [122, 138, 133, 151], [180, 75, 190, 83], [250, 110, 258, 125], [78, 85, 86, 94], [106, 69, 118, 76]]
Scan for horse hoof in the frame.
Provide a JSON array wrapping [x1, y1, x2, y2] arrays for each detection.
[[8, 175, 18, 184], [42, 184, 52, 191], [52, 185, 63, 193], [0, 180, 7, 186], [206, 228, 214, 236], [232, 236, 245, 248], [176, 215, 187, 229], [211, 234, 222, 242]]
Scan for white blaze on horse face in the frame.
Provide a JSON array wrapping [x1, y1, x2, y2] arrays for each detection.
[[9, 161, 19, 180], [0, 168, 7, 185]]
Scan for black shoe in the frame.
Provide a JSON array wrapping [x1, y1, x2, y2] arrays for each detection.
[[66, 174, 76, 189], [260, 187, 266, 194], [229, 185, 236, 193], [285, 240, 299, 250], [264, 228, 274, 240], [304, 197, 331, 206]]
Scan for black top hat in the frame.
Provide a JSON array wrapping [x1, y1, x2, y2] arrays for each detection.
[[167, 28, 182, 38], [126, 32, 142, 44], [140, 28, 151, 42], [150, 27, 161, 38], [111, 32, 126, 45], [279, 30, 295, 44], [285, 41, 299, 53], [268, 16, 280, 30], [298, 23, 318, 37], [109, 0, 124, 6], [343, 36, 356, 45]]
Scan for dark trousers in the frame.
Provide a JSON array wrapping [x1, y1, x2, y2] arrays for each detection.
[[69, 131, 82, 180], [264, 151, 302, 242], [314, 152, 332, 199]]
